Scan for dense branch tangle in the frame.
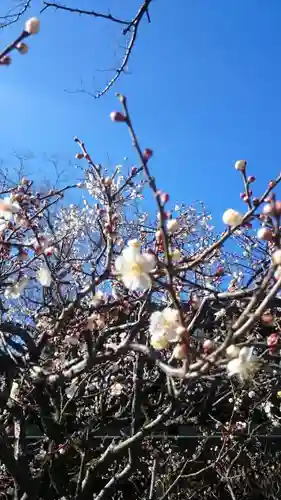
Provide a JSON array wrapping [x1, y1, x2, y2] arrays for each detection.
[[0, 95, 281, 499]]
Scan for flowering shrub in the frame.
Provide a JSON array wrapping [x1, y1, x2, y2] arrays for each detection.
[[2, 15, 281, 500]]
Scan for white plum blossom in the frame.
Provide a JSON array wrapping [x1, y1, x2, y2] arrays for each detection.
[[149, 307, 180, 347], [227, 346, 259, 381], [167, 219, 179, 234], [37, 266, 52, 287], [0, 197, 20, 221], [115, 239, 156, 291], [222, 209, 243, 227], [4, 277, 29, 299]]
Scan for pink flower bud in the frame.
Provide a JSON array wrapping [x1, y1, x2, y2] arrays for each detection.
[[257, 227, 273, 241], [44, 246, 55, 257], [131, 167, 137, 175], [215, 266, 224, 276], [143, 148, 153, 161], [203, 339, 214, 354], [160, 192, 169, 204], [0, 56, 12, 66], [110, 111, 126, 122], [267, 333, 279, 352], [261, 312, 274, 325], [248, 175, 256, 183], [75, 153, 84, 160]]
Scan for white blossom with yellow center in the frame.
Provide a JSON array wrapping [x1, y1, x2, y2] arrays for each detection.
[[115, 239, 156, 291]]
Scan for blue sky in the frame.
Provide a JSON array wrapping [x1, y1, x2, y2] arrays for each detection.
[[1, 0, 281, 228]]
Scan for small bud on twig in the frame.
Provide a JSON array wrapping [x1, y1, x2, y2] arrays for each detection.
[[16, 42, 29, 55], [25, 17, 40, 35], [110, 111, 126, 122]]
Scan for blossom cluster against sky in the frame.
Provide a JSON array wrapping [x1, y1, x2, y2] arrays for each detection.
[[1, 0, 281, 228]]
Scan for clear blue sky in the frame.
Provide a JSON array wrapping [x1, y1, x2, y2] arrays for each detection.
[[1, 0, 281, 227]]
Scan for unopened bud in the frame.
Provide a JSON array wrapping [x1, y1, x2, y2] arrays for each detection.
[[44, 246, 55, 257], [247, 175, 256, 183], [234, 160, 246, 171], [24, 17, 40, 35], [0, 56, 12, 66], [160, 192, 169, 204], [110, 111, 126, 122], [203, 339, 214, 353], [257, 227, 273, 241], [167, 219, 179, 234], [104, 177, 112, 187], [261, 312, 274, 325], [215, 266, 224, 276], [267, 333, 279, 349], [16, 42, 28, 55], [75, 153, 84, 160], [143, 148, 153, 161]]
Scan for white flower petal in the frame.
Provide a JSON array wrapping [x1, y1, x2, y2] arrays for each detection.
[[227, 358, 242, 376], [37, 266, 52, 287]]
